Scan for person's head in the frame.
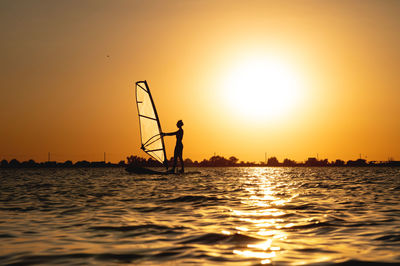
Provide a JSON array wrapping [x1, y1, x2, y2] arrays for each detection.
[[177, 120, 184, 128]]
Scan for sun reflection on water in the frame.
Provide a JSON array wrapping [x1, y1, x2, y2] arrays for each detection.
[[230, 168, 294, 263], [233, 249, 276, 259]]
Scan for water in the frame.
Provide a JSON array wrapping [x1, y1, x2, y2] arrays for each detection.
[[1, 167, 399, 265]]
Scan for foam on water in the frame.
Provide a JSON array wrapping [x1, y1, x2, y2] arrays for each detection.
[[0, 167, 399, 265]]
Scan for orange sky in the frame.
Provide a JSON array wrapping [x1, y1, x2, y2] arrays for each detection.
[[1, 1, 399, 163]]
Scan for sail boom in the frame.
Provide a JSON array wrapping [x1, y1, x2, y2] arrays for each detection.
[[142, 134, 161, 147]]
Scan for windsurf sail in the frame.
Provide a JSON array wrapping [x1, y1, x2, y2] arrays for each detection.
[[135, 80, 168, 168]]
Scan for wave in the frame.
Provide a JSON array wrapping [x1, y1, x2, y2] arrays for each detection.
[[274, 203, 316, 210], [95, 253, 144, 263], [286, 221, 333, 230], [131, 177, 169, 182], [374, 234, 400, 242], [133, 206, 175, 213], [0, 233, 15, 238], [330, 259, 400, 265], [59, 207, 85, 215], [2, 252, 144, 265], [180, 232, 263, 245], [88, 223, 186, 234], [165, 195, 222, 203], [0, 207, 36, 212], [294, 247, 338, 253]]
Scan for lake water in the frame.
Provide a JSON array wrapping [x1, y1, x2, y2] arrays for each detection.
[[1, 167, 399, 265]]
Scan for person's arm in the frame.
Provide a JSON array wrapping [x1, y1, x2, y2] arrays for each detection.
[[161, 130, 178, 137]]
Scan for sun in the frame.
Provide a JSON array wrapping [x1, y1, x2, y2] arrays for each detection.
[[220, 55, 303, 121]]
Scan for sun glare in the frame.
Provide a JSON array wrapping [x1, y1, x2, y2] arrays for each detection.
[[221, 56, 303, 121]]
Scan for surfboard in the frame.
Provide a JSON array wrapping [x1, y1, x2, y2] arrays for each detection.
[[125, 165, 201, 175], [125, 166, 170, 175]]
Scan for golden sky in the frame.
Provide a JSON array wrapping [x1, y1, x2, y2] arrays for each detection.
[[1, 0, 399, 163]]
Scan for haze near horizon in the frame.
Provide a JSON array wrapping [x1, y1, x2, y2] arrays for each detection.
[[1, 0, 399, 163]]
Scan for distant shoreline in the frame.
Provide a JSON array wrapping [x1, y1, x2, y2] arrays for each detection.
[[1, 155, 399, 169]]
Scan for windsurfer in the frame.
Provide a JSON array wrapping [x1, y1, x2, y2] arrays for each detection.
[[161, 120, 184, 173]]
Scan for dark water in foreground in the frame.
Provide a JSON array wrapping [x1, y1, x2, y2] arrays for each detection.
[[0, 167, 399, 265]]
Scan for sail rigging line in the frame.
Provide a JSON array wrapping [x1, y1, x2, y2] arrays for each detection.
[[135, 80, 168, 169], [142, 134, 162, 147]]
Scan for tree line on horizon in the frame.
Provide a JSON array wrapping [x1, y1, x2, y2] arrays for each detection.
[[127, 155, 400, 167], [1, 155, 399, 169]]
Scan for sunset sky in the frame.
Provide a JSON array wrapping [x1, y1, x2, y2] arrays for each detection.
[[1, 0, 399, 163]]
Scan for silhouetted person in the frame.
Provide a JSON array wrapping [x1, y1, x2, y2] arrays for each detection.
[[161, 120, 184, 173]]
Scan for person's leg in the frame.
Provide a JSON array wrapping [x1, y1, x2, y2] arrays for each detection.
[[179, 155, 184, 173], [172, 147, 178, 172], [178, 147, 184, 173]]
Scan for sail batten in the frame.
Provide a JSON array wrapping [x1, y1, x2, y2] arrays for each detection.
[[138, 114, 158, 121], [135, 81, 167, 168]]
